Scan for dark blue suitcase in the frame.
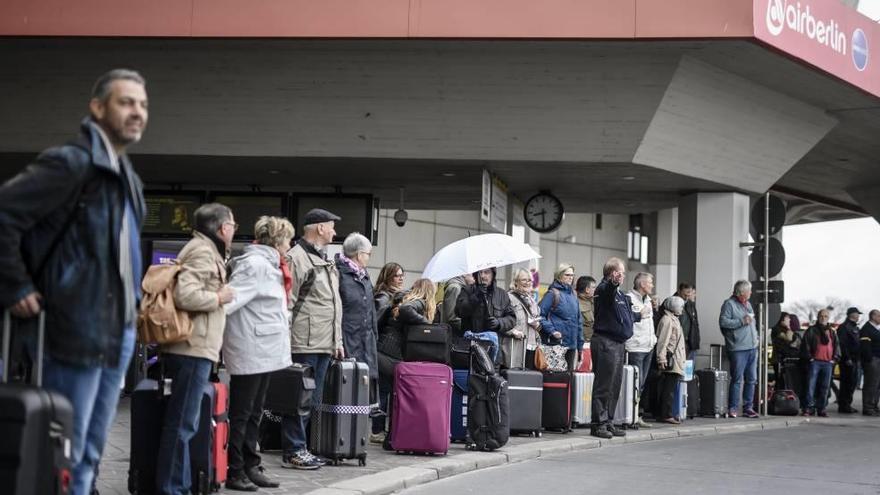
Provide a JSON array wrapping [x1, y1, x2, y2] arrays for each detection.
[[450, 369, 469, 442]]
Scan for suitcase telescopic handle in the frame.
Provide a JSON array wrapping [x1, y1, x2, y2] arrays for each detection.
[[2, 310, 46, 386], [709, 343, 723, 370]]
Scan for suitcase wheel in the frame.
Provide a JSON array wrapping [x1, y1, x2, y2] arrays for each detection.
[[534, 430, 542, 438], [358, 455, 367, 467]]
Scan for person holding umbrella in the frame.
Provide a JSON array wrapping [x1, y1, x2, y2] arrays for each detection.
[[538, 263, 584, 371], [455, 267, 516, 335]]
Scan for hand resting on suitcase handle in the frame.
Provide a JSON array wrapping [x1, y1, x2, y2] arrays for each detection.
[[10, 291, 42, 319]]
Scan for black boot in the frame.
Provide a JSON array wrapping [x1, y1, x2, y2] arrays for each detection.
[[246, 466, 280, 488]]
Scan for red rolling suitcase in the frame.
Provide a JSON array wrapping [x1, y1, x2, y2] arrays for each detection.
[[0, 312, 74, 495], [128, 375, 228, 494], [191, 381, 229, 493]]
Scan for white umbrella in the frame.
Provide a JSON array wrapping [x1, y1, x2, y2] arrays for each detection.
[[421, 233, 541, 282]]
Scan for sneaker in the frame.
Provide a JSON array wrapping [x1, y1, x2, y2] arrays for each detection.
[[662, 417, 681, 425], [591, 425, 613, 439], [281, 450, 321, 470], [728, 410, 738, 418], [817, 410, 829, 418], [225, 475, 259, 492], [608, 424, 626, 437], [838, 406, 858, 414], [369, 432, 386, 444], [636, 418, 653, 429], [310, 453, 329, 466], [246, 466, 280, 488], [802, 409, 813, 417], [743, 409, 759, 419]]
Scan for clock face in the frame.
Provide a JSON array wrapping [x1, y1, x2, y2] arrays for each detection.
[[524, 193, 564, 233]]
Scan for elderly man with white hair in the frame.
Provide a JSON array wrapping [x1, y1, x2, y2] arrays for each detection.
[[626, 272, 656, 428], [719, 280, 759, 419], [282, 208, 344, 470]]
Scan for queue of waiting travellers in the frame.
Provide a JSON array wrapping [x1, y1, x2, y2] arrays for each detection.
[[1, 69, 879, 495]]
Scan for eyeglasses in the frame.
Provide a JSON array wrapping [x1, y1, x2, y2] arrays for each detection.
[[562, 273, 575, 277], [359, 250, 372, 256], [224, 221, 239, 232]]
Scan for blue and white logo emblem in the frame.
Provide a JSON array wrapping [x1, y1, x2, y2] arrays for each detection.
[[852, 28, 868, 71]]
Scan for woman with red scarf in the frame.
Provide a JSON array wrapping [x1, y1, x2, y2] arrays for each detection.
[[222, 216, 295, 491]]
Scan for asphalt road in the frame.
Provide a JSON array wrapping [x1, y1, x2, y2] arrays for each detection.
[[404, 423, 880, 495]]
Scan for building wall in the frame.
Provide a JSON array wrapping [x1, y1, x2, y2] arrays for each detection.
[[358, 209, 628, 291]]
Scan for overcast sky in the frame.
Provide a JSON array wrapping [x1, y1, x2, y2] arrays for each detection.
[[781, 217, 880, 319]]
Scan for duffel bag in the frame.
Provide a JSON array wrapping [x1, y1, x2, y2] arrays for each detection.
[[403, 323, 451, 364], [769, 389, 800, 416]]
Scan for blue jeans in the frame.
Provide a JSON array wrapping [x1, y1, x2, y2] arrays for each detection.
[[282, 353, 331, 456], [41, 327, 135, 495], [728, 348, 758, 412], [155, 354, 213, 495], [627, 351, 653, 395], [807, 360, 834, 412]]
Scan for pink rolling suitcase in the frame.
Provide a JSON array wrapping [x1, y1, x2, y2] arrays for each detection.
[[390, 362, 452, 454]]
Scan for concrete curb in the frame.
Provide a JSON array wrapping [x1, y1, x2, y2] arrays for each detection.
[[303, 418, 807, 495]]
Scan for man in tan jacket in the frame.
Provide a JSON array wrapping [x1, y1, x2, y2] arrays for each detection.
[[156, 203, 235, 495], [281, 208, 344, 470]]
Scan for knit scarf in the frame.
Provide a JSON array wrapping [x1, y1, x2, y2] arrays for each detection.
[[340, 253, 367, 279], [279, 254, 293, 304]]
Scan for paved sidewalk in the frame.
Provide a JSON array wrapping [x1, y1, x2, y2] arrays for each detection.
[[96, 392, 876, 495]]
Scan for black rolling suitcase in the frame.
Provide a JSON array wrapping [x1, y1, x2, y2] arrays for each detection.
[[501, 343, 542, 437], [0, 311, 74, 495], [542, 371, 572, 432], [128, 378, 167, 494], [466, 342, 509, 451], [309, 359, 369, 466], [697, 344, 730, 418]]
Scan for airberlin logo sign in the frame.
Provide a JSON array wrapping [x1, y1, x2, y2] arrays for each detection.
[[765, 0, 869, 71]]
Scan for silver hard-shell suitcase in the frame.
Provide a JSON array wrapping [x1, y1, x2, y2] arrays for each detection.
[[571, 372, 594, 427]]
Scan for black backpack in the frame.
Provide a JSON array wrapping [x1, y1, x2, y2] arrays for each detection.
[[467, 344, 509, 451]]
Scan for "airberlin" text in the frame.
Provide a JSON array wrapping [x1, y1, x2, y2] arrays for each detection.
[[766, 0, 847, 55]]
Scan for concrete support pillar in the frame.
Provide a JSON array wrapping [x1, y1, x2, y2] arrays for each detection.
[[678, 193, 751, 367], [653, 207, 678, 299]]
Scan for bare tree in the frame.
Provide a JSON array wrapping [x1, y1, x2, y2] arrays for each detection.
[[784, 297, 854, 325]]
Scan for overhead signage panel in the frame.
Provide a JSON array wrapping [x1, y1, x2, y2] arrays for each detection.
[[754, 0, 879, 98]]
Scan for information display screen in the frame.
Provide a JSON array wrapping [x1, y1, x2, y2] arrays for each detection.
[[143, 193, 202, 236], [212, 194, 288, 239], [295, 195, 374, 244], [147, 240, 189, 266]]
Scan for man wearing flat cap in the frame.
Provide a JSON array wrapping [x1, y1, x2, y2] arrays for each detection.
[[837, 306, 863, 413], [280, 208, 344, 470]]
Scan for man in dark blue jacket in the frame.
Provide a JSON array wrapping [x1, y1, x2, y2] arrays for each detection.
[[590, 257, 644, 439], [837, 307, 862, 413], [0, 69, 147, 495]]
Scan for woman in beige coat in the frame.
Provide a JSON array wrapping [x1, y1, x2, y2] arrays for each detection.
[[655, 296, 687, 424]]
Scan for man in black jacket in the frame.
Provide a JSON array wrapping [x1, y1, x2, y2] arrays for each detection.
[[837, 307, 863, 413], [859, 310, 880, 416], [455, 267, 516, 335], [591, 257, 644, 439], [676, 283, 701, 361], [0, 69, 147, 495]]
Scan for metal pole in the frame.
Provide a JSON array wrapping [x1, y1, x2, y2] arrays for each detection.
[[762, 192, 770, 416]]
